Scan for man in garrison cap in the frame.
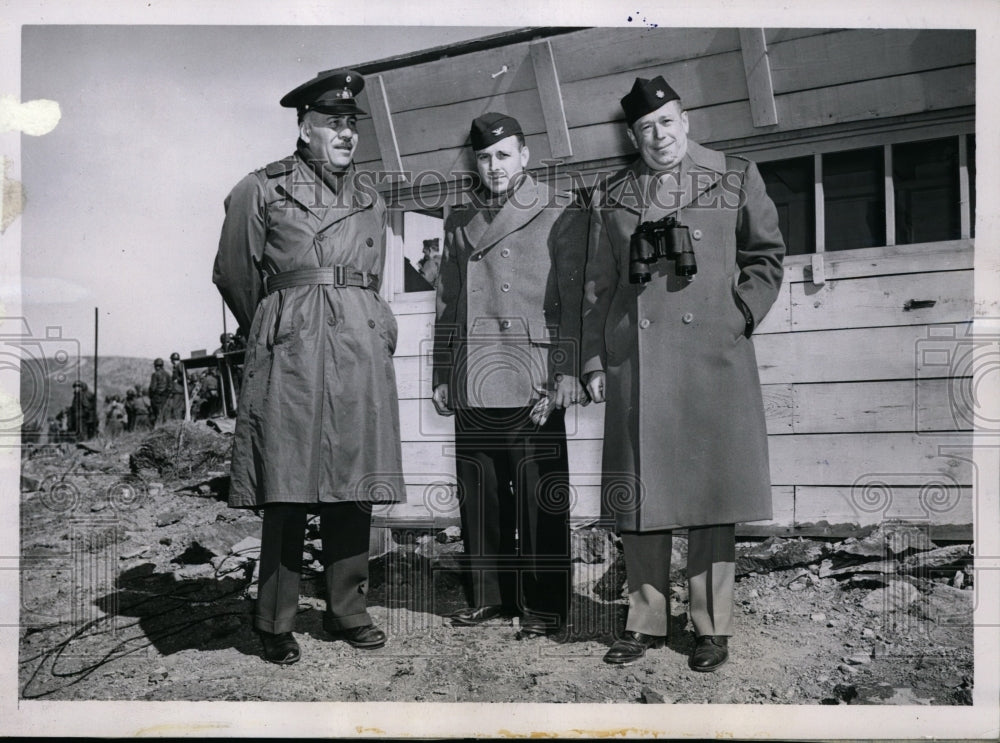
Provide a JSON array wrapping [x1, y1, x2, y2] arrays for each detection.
[[432, 112, 589, 640], [213, 69, 404, 664], [581, 77, 785, 671]]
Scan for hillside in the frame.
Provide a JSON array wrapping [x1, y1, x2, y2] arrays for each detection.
[[20, 356, 155, 424]]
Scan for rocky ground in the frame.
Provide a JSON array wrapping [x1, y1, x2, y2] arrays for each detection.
[[18, 422, 973, 704]]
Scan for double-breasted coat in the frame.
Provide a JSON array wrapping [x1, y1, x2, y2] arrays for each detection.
[[214, 153, 404, 508], [582, 140, 785, 532], [433, 177, 589, 406]]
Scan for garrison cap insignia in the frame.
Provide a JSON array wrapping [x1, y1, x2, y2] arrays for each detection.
[[492, 126, 504, 136], [656, 89, 665, 98], [620, 75, 682, 126]]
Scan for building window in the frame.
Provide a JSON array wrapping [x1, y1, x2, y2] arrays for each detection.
[[823, 147, 885, 252], [395, 208, 444, 294], [758, 157, 815, 256], [893, 138, 960, 245]]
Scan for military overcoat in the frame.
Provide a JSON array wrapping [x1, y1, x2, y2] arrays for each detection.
[[214, 154, 404, 508], [433, 176, 589, 408], [581, 141, 785, 531]]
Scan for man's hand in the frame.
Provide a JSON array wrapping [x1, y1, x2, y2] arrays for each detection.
[[432, 384, 454, 416], [585, 371, 606, 404], [551, 374, 584, 409]]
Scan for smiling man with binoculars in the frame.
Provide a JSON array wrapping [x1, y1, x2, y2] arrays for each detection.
[[581, 76, 786, 673]]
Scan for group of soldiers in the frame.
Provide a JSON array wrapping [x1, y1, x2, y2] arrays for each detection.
[[214, 67, 785, 677]]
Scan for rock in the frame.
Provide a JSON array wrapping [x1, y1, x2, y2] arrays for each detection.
[[843, 653, 872, 665], [20, 474, 41, 492], [76, 441, 103, 454], [952, 570, 965, 589], [861, 628, 876, 640], [148, 482, 164, 496], [205, 418, 237, 435], [736, 537, 824, 575], [823, 559, 900, 578], [435, 525, 462, 544], [571, 529, 611, 564], [187, 521, 261, 557], [909, 583, 974, 624], [900, 545, 972, 573], [838, 663, 858, 676], [155, 510, 184, 527], [861, 580, 920, 614], [175, 563, 216, 579], [120, 544, 151, 560], [640, 686, 672, 704], [90, 500, 108, 512], [230, 536, 262, 557], [148, 666, 168, 683], [129, 421, 233, 481], [810, 613, 826, 622]]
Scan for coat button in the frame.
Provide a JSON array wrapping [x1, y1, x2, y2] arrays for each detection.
[[366, 237, 374, 246], [639, 318, 650, 329], [327, 317, 336, 326], [368, 319, 376, 328], [682, 312, 694, 324], [692, 229, 702, 240], [500, 248, 510, 257], [501, 282, 511, 292], [500, 319, 511, 330]]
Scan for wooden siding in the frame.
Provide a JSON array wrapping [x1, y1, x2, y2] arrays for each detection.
[[363, 28, 976, 535]]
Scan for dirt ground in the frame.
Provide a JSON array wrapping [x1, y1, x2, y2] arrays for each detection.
[[18, 424, 973, 705]]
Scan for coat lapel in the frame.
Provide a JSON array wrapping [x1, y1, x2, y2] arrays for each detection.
[[469, 177, 549, 252], [284, 159, 374, 231]]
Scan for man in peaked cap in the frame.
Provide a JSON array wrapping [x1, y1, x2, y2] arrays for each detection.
[[581, 76, 785, 672], [214, 69, 404, 664], [432, 112, 589, 640]]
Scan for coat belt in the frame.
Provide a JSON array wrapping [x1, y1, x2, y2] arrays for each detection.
[[263, 266, 378, 295]]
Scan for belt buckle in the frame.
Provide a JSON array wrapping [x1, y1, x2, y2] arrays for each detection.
[[334, 265, 346, 287]]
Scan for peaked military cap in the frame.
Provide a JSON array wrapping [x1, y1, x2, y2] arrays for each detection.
[[620, 75, 681, 127], [470, 112, 523, 151], [280, 69, 367, 116]]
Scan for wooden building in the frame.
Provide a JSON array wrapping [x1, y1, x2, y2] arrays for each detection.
[[345, 27, 976, 538]]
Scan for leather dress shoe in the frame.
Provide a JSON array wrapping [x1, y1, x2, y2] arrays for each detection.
[[603, 631, 666, 665], [450, 605, 503, 626], [258, 630, 300, 665], [690, 635, 728, 672], [329, 624, 387, 649], [515, 613, 562, 640]]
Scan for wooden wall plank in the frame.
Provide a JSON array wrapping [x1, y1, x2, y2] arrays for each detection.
[[769, 29, 975, 95], [394, 356, 434, 400], [790, 379, 972, 434], [550, 27, 741, 85], [367, 75, 405, 174], [530, 40, 573, 159], [794, 485, 973, 527], [754, 323, 972, 384], [763, 384, 795, 434], [774, 66, 974, 132], [768, 433, 972, 486], [395, 312, 436, 357], [560, 52, 749, 130], [739, 28, 779, 128], [782, 240, 974, 283], [790, 270, 974, 331]]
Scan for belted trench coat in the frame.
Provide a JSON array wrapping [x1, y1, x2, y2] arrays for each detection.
[[214, 154, 404, 508], [581, 141, 785, 531]]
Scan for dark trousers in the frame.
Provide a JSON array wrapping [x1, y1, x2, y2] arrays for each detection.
[[254, 502, 373, 634], [454, 406, 571, 623], [621, 524, 736, 638]]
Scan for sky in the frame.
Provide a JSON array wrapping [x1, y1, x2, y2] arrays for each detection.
[[14, 23, 508, 359]]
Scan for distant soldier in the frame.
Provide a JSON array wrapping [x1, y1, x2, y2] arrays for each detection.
[[126, 388, 152, 431], [148, 358, 172, 425], [69, 381, 98, 440], [105, 395, 127, 436], [161, 352, 187, 421]]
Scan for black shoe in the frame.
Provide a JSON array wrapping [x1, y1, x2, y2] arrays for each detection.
[[515, 613, 562, 640], [258, 630, 300, 665], [690, 635, 728, 672], [450, 605, 503, 627], [602, 631, 666, 665], [329, 624, 387, 649]]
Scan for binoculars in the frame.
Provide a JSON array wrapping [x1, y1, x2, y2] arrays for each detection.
[[628, 215, 697, 284]]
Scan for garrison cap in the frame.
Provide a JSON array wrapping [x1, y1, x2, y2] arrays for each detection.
[[280, 69, 367, 117], [470, 112, 523, 151], [620, 75, 681, 127]]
